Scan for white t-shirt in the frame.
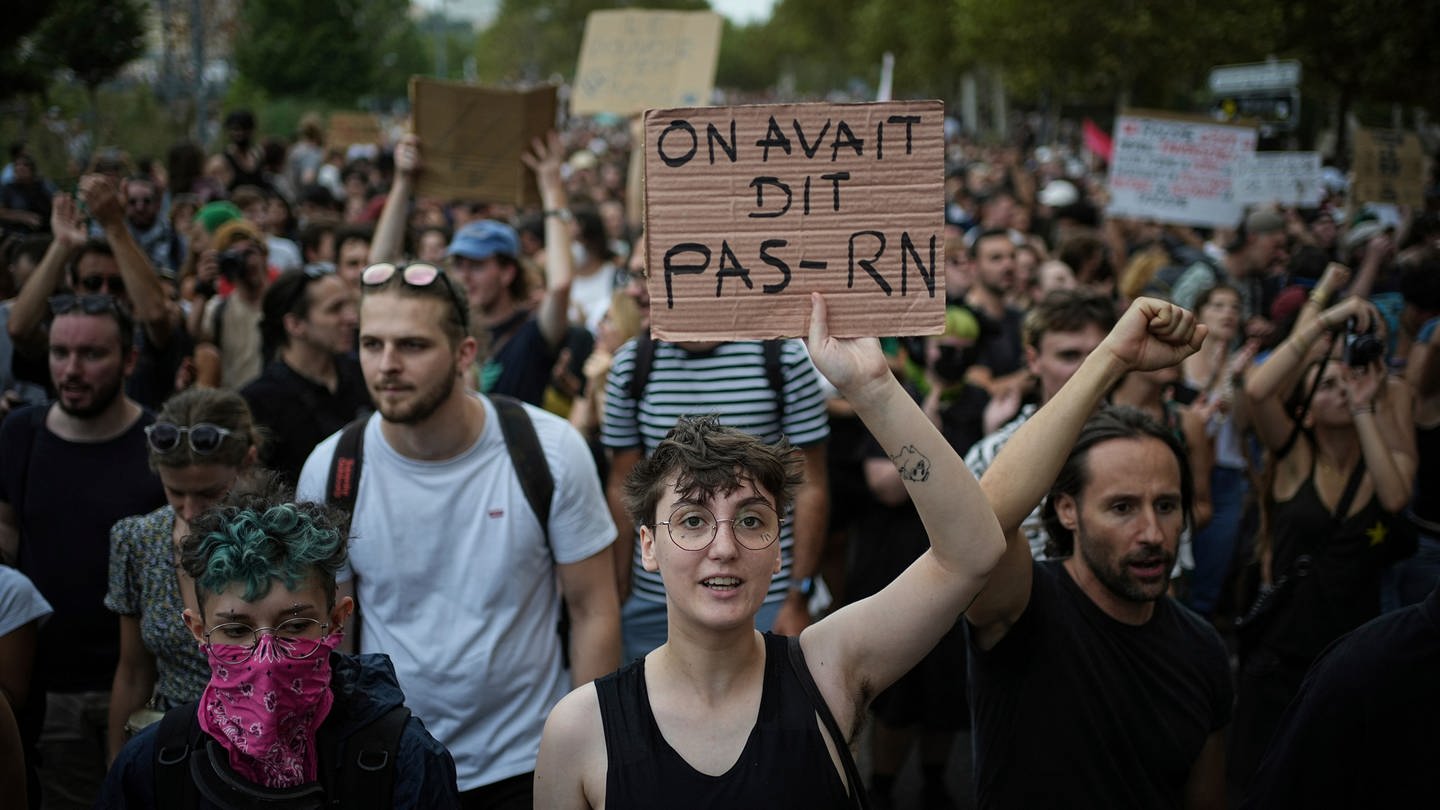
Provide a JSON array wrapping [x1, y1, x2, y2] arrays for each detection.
[[0, 565, 53, 636], [297, 395, 614, 790]]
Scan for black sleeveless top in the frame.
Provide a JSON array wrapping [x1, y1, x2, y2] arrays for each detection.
[[1264, 448, 1388, 662], [595, 632, 852, 810]]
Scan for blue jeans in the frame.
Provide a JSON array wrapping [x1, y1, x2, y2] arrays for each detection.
[[621, 595, 784, 663], [1187, 465, 1248, 617], [1382, 532, 1440, 612]]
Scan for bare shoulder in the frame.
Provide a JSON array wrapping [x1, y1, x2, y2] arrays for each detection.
[[537, 682, 608, 810]]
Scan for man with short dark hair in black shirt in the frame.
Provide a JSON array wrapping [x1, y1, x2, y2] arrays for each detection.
[[965, 298, 1231, 810], [241, 265, 371, 484]]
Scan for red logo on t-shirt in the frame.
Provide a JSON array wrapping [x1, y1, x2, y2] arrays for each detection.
[[488, 509, 504, 519]]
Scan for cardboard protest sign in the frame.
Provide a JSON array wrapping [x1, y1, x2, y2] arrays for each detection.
[[644, 101, 945, 341], [572, 10, 722, 116], [1106, 111, 1257, 228], [1235, 151, 1323, 207], [1352, 128, 1426, 207], [409, 78, 557, 206], [326, 112, 382, 150]]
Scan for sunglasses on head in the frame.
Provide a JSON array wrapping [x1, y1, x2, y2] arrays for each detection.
[[361, 262, 470, 330], [79, 275, 126, 295], [50, 293, 124, 317], [144, 422, 235, 455]]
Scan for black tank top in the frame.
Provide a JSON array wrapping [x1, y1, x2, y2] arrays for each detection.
[[595, 632, 852, 809], [1265, 449, 1387, 662]]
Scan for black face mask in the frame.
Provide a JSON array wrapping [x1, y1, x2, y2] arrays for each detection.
[[932, 343, 976, 383]]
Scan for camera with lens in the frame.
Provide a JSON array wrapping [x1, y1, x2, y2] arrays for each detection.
[[218, 248, 251, 281], [1343, 317, 1385, 368]]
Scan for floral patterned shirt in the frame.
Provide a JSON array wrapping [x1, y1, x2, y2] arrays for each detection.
[[105, 505, 209, 709]]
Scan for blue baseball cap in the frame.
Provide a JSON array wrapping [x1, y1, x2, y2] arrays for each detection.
[[448, 220, 520, 262]]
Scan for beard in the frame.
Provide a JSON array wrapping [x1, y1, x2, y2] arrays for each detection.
[[1076, 516, 1175, 604], [373, 365, 457, 426], [56, 374, 124, 419]]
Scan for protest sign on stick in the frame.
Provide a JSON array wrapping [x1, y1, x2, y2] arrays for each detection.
[[1106, 111, 1256, 227], [410, 78, 557, 206], [572, 10, 723, 116], [327, 112, 382, 150], [1235, 151, 1323, 207], [644, 100, 946, 341], [1352, 128, 1426, 207]]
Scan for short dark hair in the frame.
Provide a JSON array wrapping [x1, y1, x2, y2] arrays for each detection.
[[623, 415, 804, 529], [67, 238, 116, 285], [968, 228, 1013, 260], [335, 225, 373, 254], [1022, 288, 1117, 349], [299, 220, 338, 256], [51, 295, 136, 354], [1193, 283, 1242, 313], [1039, 406, 1194, 558]]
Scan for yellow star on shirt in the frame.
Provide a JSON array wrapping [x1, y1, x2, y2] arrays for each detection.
[[1366, 521, 1388, 547]]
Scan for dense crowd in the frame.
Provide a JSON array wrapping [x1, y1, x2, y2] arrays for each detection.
[[0, 105, 1437, 809]]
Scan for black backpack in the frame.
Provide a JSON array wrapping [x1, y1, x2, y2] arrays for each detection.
[[153, 699, 411, 809], [627, 332, 787, 422], [323, 394, 568, 665]]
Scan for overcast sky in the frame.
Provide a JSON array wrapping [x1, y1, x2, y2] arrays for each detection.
[[412, 0, 777, 26]]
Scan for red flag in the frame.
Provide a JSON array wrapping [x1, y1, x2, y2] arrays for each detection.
[[1083, 118, 1113, 163]]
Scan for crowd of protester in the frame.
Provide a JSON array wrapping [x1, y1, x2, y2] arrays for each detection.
[[0, 103, 1437, 809]]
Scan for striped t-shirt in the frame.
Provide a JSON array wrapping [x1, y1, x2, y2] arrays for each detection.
[[601, 339, 830, 605]]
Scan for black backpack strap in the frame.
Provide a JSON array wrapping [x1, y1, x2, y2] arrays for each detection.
[[154, 700, 202, 809], [785, 636, 869, 809], [491, 395, 554, 548], [326, 417, 369, 514], [626, 330, 656, 404], [491, 395, 568, 668], [762, 339, 786, 426], [337, 705, 411, 810]]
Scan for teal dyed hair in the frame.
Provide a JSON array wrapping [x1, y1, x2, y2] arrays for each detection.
[[180, 475, 349, 611]]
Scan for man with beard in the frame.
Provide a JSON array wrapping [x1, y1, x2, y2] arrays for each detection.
[[963, 298, 1231, 810], [121, 174, 183, 275], [0, 295, 165, 808], [964, 228, 1028, 400], [297, 264, 618, 810]]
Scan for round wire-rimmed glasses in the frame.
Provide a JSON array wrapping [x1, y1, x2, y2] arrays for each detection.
[[202, 618, 331, 665], [657, 503, 783, 551]]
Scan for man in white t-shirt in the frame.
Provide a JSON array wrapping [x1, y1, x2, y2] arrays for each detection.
[[298, 263, 619, 809]]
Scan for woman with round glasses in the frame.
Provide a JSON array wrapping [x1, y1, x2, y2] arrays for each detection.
[[534, 294, 1007, 808], [103, 387, 261, 764], [99, 480, 458, 807]]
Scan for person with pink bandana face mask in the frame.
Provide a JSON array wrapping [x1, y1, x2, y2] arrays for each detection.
[[98, 479, 459, 809]]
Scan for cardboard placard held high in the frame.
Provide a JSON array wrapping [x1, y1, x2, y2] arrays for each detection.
[[410, 78, 557, 207], [644, 100, 946, 341]]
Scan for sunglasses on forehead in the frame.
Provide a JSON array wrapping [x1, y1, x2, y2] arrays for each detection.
[[145, 422, 235, 455], [79, 275, 126, 295], [361, 262, 470, 330], [50, 293, 125, 317]]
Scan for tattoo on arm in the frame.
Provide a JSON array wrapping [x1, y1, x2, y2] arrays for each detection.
[[891, 445, 931, 483]]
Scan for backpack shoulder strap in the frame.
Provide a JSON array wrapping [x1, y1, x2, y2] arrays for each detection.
[[154, 700, 202, 809], [762, 339, 786, 425], [326, 416, 369, 513], [336, 704, 411, 810], [491, 395, 555, 553], [785, 636, 869, 809], [626, 330, 657, 405], [210, 295, 229, 349]]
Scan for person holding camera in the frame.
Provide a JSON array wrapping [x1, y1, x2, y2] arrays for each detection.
[[188, 220, 272, 389], [1229, 292, 1416, 796]]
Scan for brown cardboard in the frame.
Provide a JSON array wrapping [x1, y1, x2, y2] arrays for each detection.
[[1352, 128, 1426, 207], [572, 10, 723, 116], [409, 78, 558, 206], [644, 101, 946, 341], [326, 112, 382, 150]]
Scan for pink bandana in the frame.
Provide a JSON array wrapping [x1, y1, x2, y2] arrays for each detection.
[[198, 633, 342, 788]]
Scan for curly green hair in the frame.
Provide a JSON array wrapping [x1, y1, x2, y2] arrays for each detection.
[[180, 474, 349, 610]]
